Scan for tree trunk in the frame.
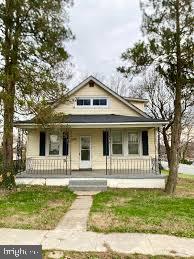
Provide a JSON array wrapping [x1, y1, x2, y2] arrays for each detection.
[[162, 127, 171, 166], [0, 0, 16, 189], [1, 93, 16, 188], [182, 143, 189, 161], [165, 0, 182, 194]]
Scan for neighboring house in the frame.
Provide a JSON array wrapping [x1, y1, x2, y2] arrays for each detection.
[[15, 76, 167, 189]]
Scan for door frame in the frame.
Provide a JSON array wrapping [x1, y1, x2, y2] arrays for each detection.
[[79, 136, 92, 169]]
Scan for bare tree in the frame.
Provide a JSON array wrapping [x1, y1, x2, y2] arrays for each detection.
[[179, 111, 194, 161], [137, 70, 194, 167]]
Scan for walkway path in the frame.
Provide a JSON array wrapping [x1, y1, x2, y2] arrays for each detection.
[[0, 192, 194, 257], [55, 192, 93, 231]]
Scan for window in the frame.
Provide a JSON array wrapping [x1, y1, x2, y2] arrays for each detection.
[[93, 98, 107, 106], [76, 97, 107, 107], [128, 132, 139, 155], [49, 134, 60, 155], [112, 131, 123, 155], [77, 98, 91, 106]]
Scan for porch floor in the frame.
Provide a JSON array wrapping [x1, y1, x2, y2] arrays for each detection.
[[16, 170, 164, 179]]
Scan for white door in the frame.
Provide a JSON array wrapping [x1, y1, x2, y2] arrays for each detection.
[[80, 136, 91, 169]]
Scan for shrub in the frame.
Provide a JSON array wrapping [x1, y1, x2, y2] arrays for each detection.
[[180, 159, 193, 165]]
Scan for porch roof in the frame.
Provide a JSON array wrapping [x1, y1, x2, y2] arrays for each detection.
[[14, 114, 167, 128]]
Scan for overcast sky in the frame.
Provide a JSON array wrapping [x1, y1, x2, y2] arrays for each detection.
[[67, 0, 142, 87]]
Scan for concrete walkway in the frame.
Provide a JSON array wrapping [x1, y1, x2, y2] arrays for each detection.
[[55, 194, 93, 231], [0, 192, 194, 257]]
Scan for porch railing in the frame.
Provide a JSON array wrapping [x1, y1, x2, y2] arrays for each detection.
[[107, 157, 159, 175], [17, 157, 159, 176], [24, 158, 71, 175]]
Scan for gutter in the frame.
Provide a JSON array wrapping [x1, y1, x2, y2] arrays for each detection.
[[14, 121, 168, 129]]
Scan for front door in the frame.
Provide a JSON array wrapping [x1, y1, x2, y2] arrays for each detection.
[[80, 136, 91, 169]]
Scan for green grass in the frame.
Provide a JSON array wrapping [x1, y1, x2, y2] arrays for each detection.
[[0, 185, 76, 229], [161, 170, 194, 179], [88, 177, 194, 238], [43, 251, 194, 259]]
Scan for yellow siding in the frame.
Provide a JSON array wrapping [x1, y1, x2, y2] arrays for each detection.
[[27, 128, 157, 170], [130, 101, 145, 111], [55, 83, 141, 116], [148, 128, 157, 157]]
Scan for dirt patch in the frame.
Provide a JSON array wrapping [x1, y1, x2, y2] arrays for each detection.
[[176, 178, 194, 197], [89, 212, 127, 230], [0, 213, 40, 228], [47, 200, 64, 208], [43, 251, 189, 259], [106, 197, 132, 207]]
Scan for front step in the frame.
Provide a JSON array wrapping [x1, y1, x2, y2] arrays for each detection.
[[69, 179, 107, 191]]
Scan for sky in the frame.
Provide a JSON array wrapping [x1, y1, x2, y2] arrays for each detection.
[[67, 0, 142, 87]]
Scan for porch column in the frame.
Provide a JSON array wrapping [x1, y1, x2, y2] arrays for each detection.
[[109, 128, 112, 175], [63, 126, 71, 175], [158, 127, 162, 174]]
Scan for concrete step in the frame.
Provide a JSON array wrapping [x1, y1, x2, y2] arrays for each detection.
[[69, 185, 107, 191], [69, 179, 107, 186], [69, 179, 107, 191]]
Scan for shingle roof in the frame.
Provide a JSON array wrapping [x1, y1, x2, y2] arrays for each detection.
[[15, 114, 167, 124]]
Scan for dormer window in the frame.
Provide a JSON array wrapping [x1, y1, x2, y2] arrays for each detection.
[[77, 98, 91, 106], [93, 98, 107, 106], [76, 97, 108, 107]]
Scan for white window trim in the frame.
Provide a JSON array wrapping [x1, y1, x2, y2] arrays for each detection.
[[110, 130, 142, 158], [111, 130, 123, 156], [75, 97, 109, 108]]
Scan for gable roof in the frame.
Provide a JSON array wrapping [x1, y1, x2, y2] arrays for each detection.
[[66, 76, 149, 118]]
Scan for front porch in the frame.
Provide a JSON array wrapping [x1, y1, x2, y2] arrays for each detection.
[[14, 119, 164, 188], [17, 156, 160, 178], [16, 169, 166, 189]]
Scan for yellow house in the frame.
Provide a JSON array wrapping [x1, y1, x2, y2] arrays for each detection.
[[15, 76, 167, 189]]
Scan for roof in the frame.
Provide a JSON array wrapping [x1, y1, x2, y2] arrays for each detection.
[[15, 114, 167, 126], [64, 76, 150, 118]]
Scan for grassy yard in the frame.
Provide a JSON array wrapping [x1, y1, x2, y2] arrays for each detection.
[[88, 176, 194, 238], [43, 251, 194, 259], [0, 185, 76, 229]]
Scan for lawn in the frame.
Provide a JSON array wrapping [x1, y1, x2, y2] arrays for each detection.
[[0, 185, 76, 229], [43, 251, 194, 259], [88, 177, 194, 238]]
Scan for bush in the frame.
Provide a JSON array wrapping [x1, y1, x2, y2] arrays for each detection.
[[180, 159, 193, 165]]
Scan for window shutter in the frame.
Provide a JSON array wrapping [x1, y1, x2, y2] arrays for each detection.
[[103, 131, 109, 156], [39, 132, 46, 156], [142, 131, 149, 155], [63, 133, 69, 156]]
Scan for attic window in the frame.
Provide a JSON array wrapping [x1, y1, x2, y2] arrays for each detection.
[[93, 98, 107, 106], [76, 97, 108, 107], [77, 98, 91, 106]]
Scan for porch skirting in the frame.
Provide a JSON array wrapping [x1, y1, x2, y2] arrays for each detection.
[[16, 175, 166, 189]]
